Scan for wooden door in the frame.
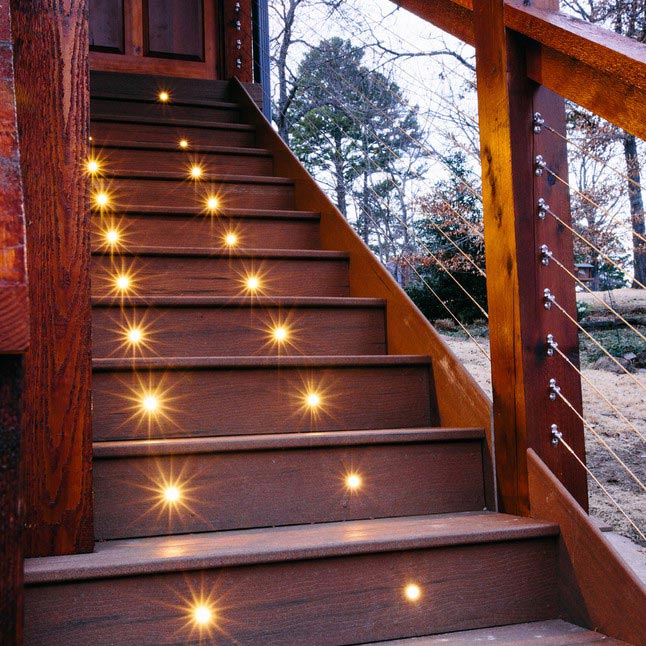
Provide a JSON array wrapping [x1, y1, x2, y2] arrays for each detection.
[[90, 0, 221, 79]]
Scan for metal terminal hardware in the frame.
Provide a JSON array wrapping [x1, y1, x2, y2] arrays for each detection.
[[234, 1, 241, 11], [543, 288, 555, 310], [236, 39, 242, 49], [551, 424, 562, 446], [537, 198, 549, 219], [546, 334, 558, 356], [235, 19, 241, 30], [535, 155, 547, 176], [540, 244, 553, 266], [236, 57, 242, 69], [549, 378, 561, 401], [533, 112, 545, 133]]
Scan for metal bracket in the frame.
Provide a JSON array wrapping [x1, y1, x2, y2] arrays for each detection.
[[533, 112, 545, 134], [236, 57, 242, 69], [546, 333, 558, 356], [540, 244, 553, 266], [535, 155, 547, 176], [551, 423, 562, 446], [543, 288, 555, 310], [537, 198, 549, 220], [234, 1, 241, 12], [548, 378, 561, 401]]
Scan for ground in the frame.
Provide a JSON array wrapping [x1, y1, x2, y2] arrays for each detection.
[[438, 288, 646, 562]]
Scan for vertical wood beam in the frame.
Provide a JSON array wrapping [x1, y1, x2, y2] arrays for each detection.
[[11, 0, 94, 556], [223, 0, 253, 82], [475, 0, 587, 514]]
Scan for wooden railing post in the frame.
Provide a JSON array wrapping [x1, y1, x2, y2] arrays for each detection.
[[0, 2, 29, 642], [474, 0, 587, 514], [11, 0, 94, 556]]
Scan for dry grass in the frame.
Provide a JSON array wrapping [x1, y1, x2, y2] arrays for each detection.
[[441, 316, 646, 551]]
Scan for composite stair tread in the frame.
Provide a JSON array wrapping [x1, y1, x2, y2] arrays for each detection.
[[24, 512, 558, 584], [91, 142, 272, 156], [105, 171, 294, 184], [93, 427, 487, 457], [91, 295, 385, 308], [94, 206, 320, 219], [364, 620, 626, 645], [91, 97, 241, 110], [91, 246, 348, 259], [93, 354, 433, 370], [92, 114, 255, 131]]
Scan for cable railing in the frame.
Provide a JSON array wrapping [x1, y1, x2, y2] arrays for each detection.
[[270, 1, 645, 546]]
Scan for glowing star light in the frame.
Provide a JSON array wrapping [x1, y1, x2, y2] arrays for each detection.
[[158, 90, 170, 103], [224, 232, 238, 247], [94, 192, 110, 209], [105, 229, 119, 246], [273, 326, 288, 342], [189, 165, 203, 180], [345, 473, 362, 490], [206, 196, 219, 213], [306, 392, 321, 408], [193, 604, 214, 627], [142, 395, 159, 413], [404, 583, 422, 602], [164, 486, 181, 503], [115, 274, 131, 292], [179, 139, 189, 149], [245, 276, 260, 292], [127, 328, 143, 344], [86, 158, 101, 175]]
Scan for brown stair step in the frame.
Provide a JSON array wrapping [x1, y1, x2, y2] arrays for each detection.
[[91, 119, 256, 147], [93, 175, 294, 210], [364, 620, 626, 644], [92, 144, 274, 176], [91, 248, 349, 298], [92, 427, 487, 540], [90, 71, 241, 104], [92, 210, 320, 250], [91, 355, 438, 440], [91, 97, 242, 124], [24, 513, 559, 644], [91, 296, 387, 358]]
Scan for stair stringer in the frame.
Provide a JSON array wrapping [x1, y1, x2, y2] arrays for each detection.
[[231, 79, 495, 509]]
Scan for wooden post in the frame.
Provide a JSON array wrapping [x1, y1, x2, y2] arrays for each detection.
[[11, 0, 94, 556], [474, 0, 587, 515], [223, 0, 253, 82], [0, 2, 28, 641]]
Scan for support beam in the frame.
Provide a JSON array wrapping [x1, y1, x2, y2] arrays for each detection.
[[11, 0, 94, 556], [474, 0, 587, 514]]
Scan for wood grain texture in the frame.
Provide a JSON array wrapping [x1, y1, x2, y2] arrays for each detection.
[[91, 97, 241, 123], [24, 536, 558, 644], [528, 449, 646, 645], [91, 252, 349, 297], [93, 439, 486, 539], [0, 357, 23, 644], [91, 300, 386, 357], [230, 79, 495, 509], [92, 211, 319, 249], [12, 0, 94, 556], [95, 146, 272, 176], [91, 360, 438, 440], [98, 176, 294, 210], [0, 4, 28, 353], [91, 119, 255, 147], [373, 619, 627, 644], [391, 0, 474, 46]]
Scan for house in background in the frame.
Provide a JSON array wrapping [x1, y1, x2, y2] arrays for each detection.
[[0, 0, 644, 643]]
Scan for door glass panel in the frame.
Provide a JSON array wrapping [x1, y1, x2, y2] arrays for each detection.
[[145, 0, 205, 61], [90, 0, 125, 53]]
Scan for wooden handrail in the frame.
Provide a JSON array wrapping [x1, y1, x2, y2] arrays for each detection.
[[393, 0, 646, 140]]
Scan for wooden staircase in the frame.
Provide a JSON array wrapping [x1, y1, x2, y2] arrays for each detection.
[[22, 73, 612, 644]]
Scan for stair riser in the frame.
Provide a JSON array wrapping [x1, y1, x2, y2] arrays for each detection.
[[92, 365, 437, 440], [25, 538, 558, 645], [91, 256, 349, 298], [92, 305, 386, 358], [97, 178, 294, 210], [94, 441, 486, 539], [91, 98, 242, 124], [92, 213, 319, 249], [98, 148, 273, 176], [91, 121, 255, 147]]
